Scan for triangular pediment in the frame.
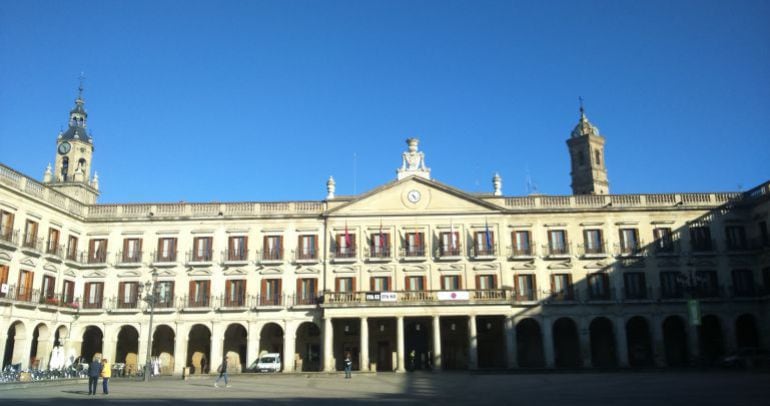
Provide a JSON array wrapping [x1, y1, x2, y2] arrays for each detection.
[[328, 176, 502, 216]]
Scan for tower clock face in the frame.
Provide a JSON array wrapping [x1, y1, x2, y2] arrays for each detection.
[[58, 142, 71, 155]]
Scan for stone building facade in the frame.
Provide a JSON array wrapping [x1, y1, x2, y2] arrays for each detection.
[[0, 90, 768, 375]]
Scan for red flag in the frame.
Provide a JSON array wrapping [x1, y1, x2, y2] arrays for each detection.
[[344, 221, 352, 247]]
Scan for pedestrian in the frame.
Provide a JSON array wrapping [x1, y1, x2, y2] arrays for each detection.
[[344, 352, 352, 379], [214, 355, 230, 388], [87, 356, 102, 396], [100, 358, 111, 395]]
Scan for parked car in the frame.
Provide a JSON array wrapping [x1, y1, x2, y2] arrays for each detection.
[[247, 353, 282, 372], [719, 348, 770, 368]]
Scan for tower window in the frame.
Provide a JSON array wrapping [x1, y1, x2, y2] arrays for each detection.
[[578, 151, 585, 166], [594, 150, 601, 166], [78, 158, 86, 172], [61, 157, 69, 181]]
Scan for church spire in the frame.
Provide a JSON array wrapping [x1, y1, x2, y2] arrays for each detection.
[[566, 98, 609, 195]]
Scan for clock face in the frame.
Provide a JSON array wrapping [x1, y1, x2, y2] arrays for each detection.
[[58, 142, 71, 155], [407, 189, 421, 203]]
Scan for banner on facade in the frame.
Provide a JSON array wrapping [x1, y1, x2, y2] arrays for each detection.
[[0, 284, 7, 294], [365, 293, 381, 301], [437, 291, 469, 301], [687, 299, 701, 326], [380, 292, 398, 302]]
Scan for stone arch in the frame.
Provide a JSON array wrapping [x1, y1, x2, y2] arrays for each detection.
[[54, 324, 68, 347], [699, 314, 724, 365], [589, 317, 617, 368], [81, 325, 103, 362], [295, 321, 321, 371], [259, 323, 284, 371], [516, 318, 544, 368], [662, 315, 688, 367], [626, 316, 653, 367], [735, 313, 759, 349], [152, 324, 175, 375], [30, 323, 51, 369], [223, 323, 247, 373], [552, 317, 581, 368], [116, 325, 139, 375], [187, 324, 211, 375], [3, 320, 27, 368]]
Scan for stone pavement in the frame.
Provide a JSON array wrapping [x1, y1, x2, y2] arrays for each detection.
[[1, 371, 768, 405]]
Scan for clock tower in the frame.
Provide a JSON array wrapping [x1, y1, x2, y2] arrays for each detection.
[[44, 82, 100, 204], [566, 102, 610, 195]]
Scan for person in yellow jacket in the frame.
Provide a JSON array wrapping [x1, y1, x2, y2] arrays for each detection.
[[100, 358, 111, 395]]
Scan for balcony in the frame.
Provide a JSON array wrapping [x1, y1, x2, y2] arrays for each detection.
[[321, 289, 511, 307], [577, 243, 608, 258], [652, 241, 680, 257], [542, 244, 571, 259], [330, 247, 357, 263], [20, 237, 44, 256], [544, 289, 579, 304], [81, 251, 109, 268], [584, 287, 617, 303], [400, 246, 427, 261], [365, 246, 392, 262], [470, 244, 497, 260], [181, 295, 213, 312], [151, 250, 178, 267], [508, 245, 535, 259], [292, 293, 319, 307], [725, 239, 752, 254], [186, 250, 213, 266], [108, 296, 142, 313], [0, 227, 19, 250], [691, 239, 716, 255], [44, 243, 65, 262], [222, 249, 249, 266], [259, 249, 284, 265], [81, 298, 105, 313], [219, 294, 250, 310], [614, 242, 646, 258], [621, 287, 654, 303], [257, 293, 284, 307], [115, 250, 143, 267], [294, 249, 318, 264], [435, 245, 462, 261]]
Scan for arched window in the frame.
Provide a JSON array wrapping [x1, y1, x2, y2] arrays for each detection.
[[594, 150, 601, 166], [61, 157, 69, 181], [78, 158, 86, 171]]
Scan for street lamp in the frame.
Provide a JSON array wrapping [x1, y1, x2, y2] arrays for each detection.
[[141, 270, 158, 382]]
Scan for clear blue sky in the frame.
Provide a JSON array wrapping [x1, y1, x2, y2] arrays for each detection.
[[1, 0, 768, 204]]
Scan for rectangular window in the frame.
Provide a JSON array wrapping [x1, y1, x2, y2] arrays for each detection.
[[188, 280, 210, 307], [84, 282, 104, 309], [157, 237, 177, 262], [732, 269, 754, 297], [47, 228, 60, 255], [0, 265, 8, 298], [624, 272, 647, 299], [588, 273, 610, 299], [122, 238, 142, 263], [117, 281, 139, 308], [404, 232, 425, 256], [439, 231, 460, 256], [476, 275, 497, 290], [228, 236, 248, 261], [583, 229, 604, 254], [17, 270, 33, 301], [336, 277, 354, 292], [695, 270, 718, 297], [474, 230, 495, 256], [62, 280, 75, 305], [515, 274, 536, 301], [42, 275, 56, 300], [619, 228, 640, 254], [335, 233, 356, 258], [370, 276, 391, 291], [296, 278, 317, 305], [225, 279, 246, 307], [725, 226, 747, 251], [261, 278, 282, 305], [23, 219, 38, 248], [405, 276, 425, 291], [88, 238, 108, 263], [193, 237, 213, 261], [511, 230, 532, 256], [155, 281, 175, 308], [263, 236, 283, 261], [660, 271, 683, 299], [67, 235, 78, 261], [551, 273, 574, 300], [0, 210, 14, 242], [370, 232, 390, 258], [440, 275, 460, 290], [548, 230, 568, 255], [297, 235, 317, 260], [653, 228, 674, 253], [690, 226, 713, 251]]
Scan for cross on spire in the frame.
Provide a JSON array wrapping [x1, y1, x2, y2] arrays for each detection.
[[78, 72, 86, 99], [578, 96, 585, 116]]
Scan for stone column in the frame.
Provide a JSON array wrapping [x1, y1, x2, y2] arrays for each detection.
[[360, 317, 369, 371], [687, 320, 700, 366], [723, 315, 737, 354], [578, 317, 591, 368], [650, 314, 666, 367], [137, 322, 149, 374], [432, 315, 442, 370], [396, 316, 405, 372], [615, 316, 629, 367], [505, 316, 517, 368], [323, 317, 334, 372], [15, 329, 32, 368], [542, 316, 555, 368], [173, 323, 188, 375], [468, 315, 478, 369], [283, 321, 297, 372], [210, 323, 223, 372]]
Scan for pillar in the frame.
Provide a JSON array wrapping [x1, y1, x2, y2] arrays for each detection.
[[137, 321, 149, 374], [615, 316, 629, 367], [284, 321, 297, 372], [323, 317, 334, 372], [210, 323, 223, 371], [723, 315, 737, 354], [578, 317, 591, 368], [173, 324, 187, 375], [542, 316, 555, 368], [360, 317, 369, 371], [396, 316, 405, 372], [650, 314, 666, 367], [687, 319, 700, 366], [505, 316, 517, 369], [15, 330, 32, 368], [432, 316, 442, 370], [468, 315, 478, 369]]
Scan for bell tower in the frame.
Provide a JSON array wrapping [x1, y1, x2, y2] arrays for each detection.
[[44, 79, 100, 204], [566, 100, 609, 195]]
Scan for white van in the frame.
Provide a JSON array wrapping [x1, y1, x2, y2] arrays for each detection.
[[252, 353, 281, 372]]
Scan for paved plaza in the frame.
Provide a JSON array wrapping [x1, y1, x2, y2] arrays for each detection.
[[1, 371, 769, 405]]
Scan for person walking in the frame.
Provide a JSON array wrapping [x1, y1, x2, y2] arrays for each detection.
[[87, 356, 102, 395], [101, 358, 111, 395], [214, 356, 230, 388], [344, 352, 352, 379]]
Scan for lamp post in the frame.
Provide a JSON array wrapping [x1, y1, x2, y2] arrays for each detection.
[[141, 271, 158, 382]]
